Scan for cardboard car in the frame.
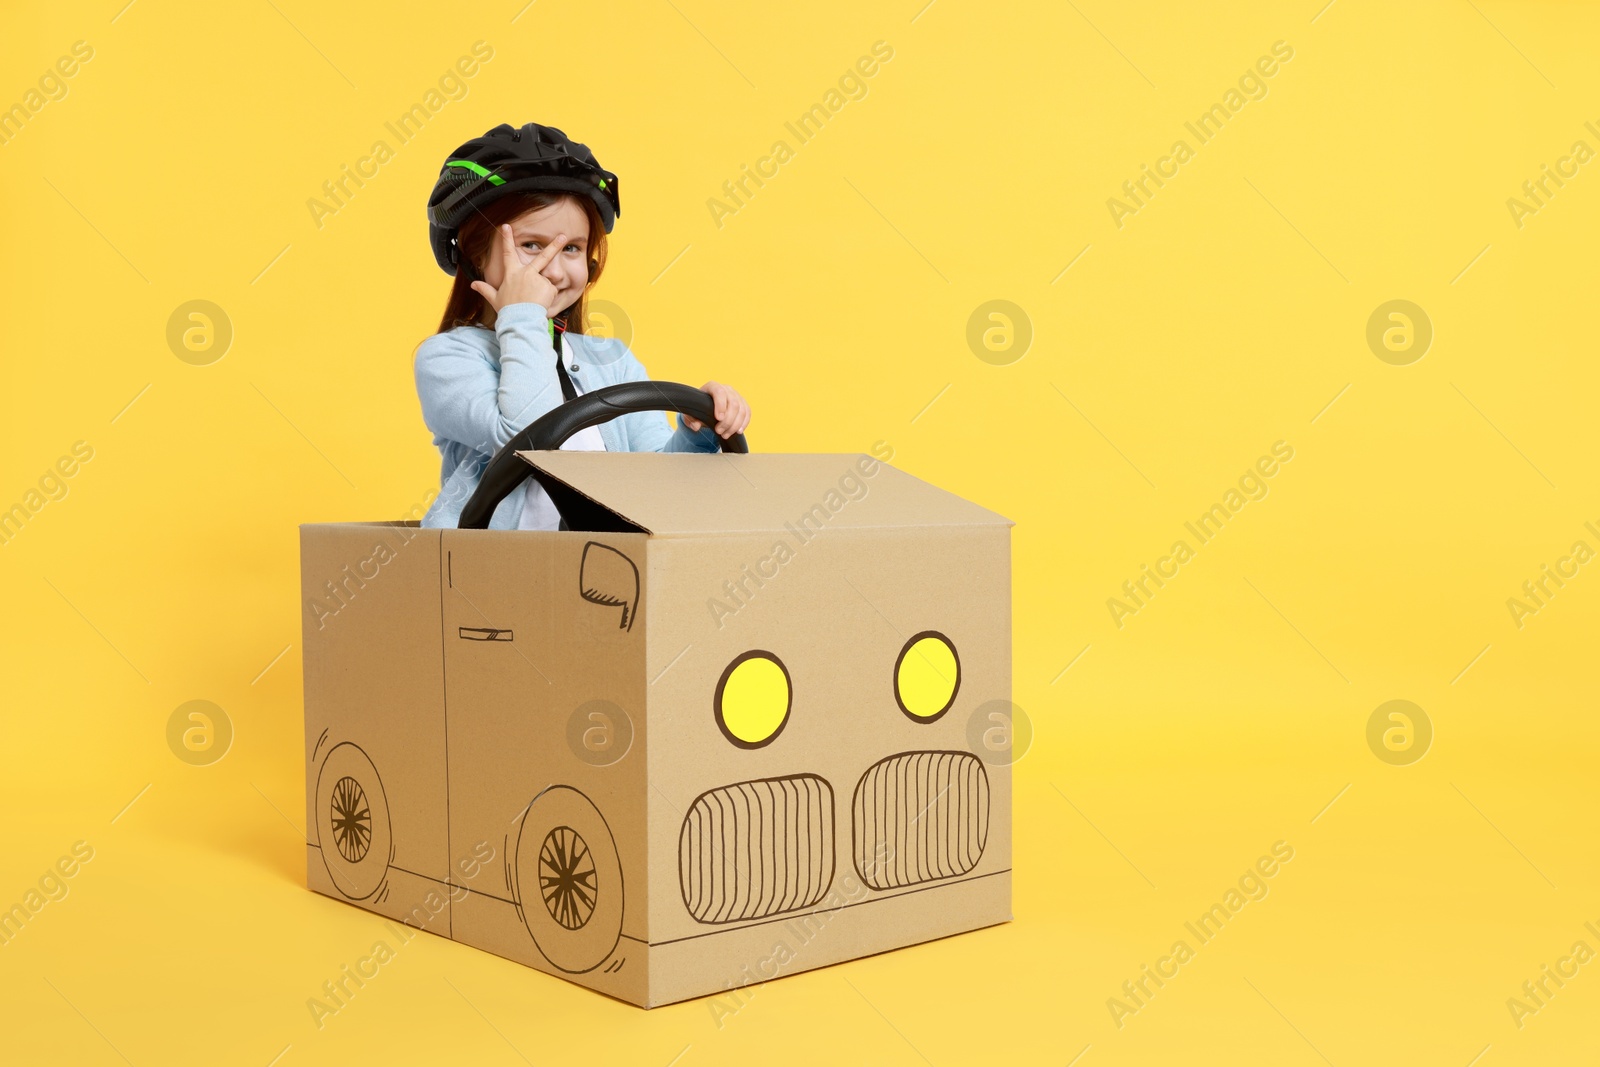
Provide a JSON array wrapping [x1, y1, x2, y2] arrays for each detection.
[[298, 381, 1015, 1007]]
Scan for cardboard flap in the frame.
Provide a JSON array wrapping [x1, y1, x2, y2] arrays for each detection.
[[514, 451, 1014, 536]]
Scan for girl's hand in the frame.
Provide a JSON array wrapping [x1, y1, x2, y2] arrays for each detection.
[[683, 381, 751, 439], [470, 223, 566, 316]]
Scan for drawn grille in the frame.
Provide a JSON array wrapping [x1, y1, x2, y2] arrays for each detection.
[[679, 775, 835, 923], [853, 751, 989, 890]]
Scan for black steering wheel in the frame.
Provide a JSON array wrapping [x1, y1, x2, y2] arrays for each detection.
[[457, 380, 749, 530]]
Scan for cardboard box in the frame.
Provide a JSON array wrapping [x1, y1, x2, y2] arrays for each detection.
[[299, 451, 1014, 1007]]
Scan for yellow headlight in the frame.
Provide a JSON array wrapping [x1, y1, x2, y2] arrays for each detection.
[[894, 631, 959, 722], [715, 651, 792, 747]]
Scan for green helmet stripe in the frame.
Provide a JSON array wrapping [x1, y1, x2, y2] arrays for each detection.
[[447, 159, 506, 185]]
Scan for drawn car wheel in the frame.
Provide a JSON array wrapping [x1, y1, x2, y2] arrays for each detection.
[[514, 786, 623, 973], [314, 742, 392, 901]]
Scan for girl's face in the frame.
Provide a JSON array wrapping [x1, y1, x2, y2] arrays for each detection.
[[480, 197, 591, 316]]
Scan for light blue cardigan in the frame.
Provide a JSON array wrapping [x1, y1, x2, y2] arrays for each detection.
[[414, 301, 722, 529]]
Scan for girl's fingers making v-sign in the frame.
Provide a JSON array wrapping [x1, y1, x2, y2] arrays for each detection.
[[469, 224, 565, 315]]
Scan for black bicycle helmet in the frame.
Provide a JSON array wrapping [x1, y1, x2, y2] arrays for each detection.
[[427, 121, 620, 275]]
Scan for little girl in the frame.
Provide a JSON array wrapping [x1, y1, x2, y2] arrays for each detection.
[[413, 122, 751, 529]]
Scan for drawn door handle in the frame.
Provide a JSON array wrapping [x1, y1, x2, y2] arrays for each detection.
[[459, 627, 514, 642]]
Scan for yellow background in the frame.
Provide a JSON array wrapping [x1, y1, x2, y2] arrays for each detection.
[[3, 0, 1597, 1063]]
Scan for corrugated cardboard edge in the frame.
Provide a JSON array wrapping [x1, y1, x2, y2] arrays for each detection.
[[516, 452, 1017, 536], [513, 455, 653, 533]]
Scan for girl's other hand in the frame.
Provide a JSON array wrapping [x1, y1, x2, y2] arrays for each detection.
[[469, 224, 565, 316], [683, 381, 751, 439]]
